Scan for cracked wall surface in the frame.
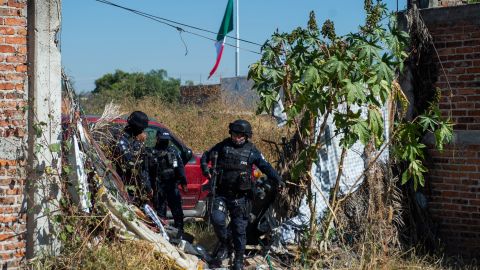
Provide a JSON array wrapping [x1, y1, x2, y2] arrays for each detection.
[[0, 1, 28, 269]]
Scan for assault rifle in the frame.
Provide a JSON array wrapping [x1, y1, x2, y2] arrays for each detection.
[[207, 151, 219, 225]]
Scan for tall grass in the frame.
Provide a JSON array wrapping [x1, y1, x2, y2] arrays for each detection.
[[30, 240, 177, 270], [119, 97, 289, 163]]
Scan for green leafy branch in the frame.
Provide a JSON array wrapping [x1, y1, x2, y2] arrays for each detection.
[[393, 102, 453, 190]]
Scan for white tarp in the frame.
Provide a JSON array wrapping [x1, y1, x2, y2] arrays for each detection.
[[271, 99, 391, 248]]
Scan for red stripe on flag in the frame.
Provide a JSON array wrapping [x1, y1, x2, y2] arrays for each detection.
[[208, 41, 225, 79]]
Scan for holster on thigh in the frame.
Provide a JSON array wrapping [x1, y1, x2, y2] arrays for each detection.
[[213, 199, 227, 215]]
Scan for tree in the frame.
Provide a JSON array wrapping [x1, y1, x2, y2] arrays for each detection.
[[248, 1, 452, 253], [92, 69, 180, 102]]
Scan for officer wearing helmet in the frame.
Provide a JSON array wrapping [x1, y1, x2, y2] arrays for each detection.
[[147, 131, 187, 237], [113, 111, 152, 204], [201, 119, 284, 270]]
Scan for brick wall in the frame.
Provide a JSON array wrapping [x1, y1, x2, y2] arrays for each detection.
[[410, 0, 472, 9], [0, 0, 28, 269], [180, 84, 220, 105], [437, 0, 469, 7], [420, 4, 480, 259]]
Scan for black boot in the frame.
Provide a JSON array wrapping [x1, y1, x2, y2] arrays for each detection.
[[214, 242, 230, 262], [176, 228, 184, 240], [231, 257, 244, 270]]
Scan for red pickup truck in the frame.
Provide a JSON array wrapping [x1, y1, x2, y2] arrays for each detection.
[[82, 115, 210, 219]]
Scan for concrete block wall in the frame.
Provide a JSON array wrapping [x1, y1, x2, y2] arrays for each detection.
[[420, 4, 480, 259], [437, 0, 469, 7], [0, 0, 28, 269]]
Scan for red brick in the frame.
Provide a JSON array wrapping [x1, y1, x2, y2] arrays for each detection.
[[6, 55, 25, 63], [5, 36, 26, 45], [455, 61, 472, 68], [472, 32, 480, 39], [0, 45, 15, 53], [465, 53, 480, 60], [437, 48, 456, 56], [0, 160, 17, 166], [0, 206, 20, 214], [2, 241, 26, 250], [457, 74, 475, 80], [4, 73, 25, 81], [434, 35, 453, 42], [446, 41, 463, 48], [16, 27, 26, 36], [458, 192, 477, 199], [457, 89, 478, 95], [14, 83, 24, 91], [0, 26, 15, 35], [16, 45, 26, 55], [453, 33, 470, 40], [464, 40, 480, 47], [0, 253, 12, 261], [442, 204, 460, 211], [451, 110, 467, 117], [4, 17, 25, 26], [0, 197, 16, 204], [467, 67, 480, 73], [471, 200, 480, 206], [0, 83, 15, 90], [0, 8, 18, 16], [13, 250, 25, 258], [15, 64, 26, 72], [7, 0, 26, 8], [13, 127, 24, 137], [456, 103, 475, 109], [5, 188, 21, 195], [0, 215, 18, 223], [468, 111, 480, 116]]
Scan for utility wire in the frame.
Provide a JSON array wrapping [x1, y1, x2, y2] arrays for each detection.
[[99, 0, 263, 47], [95, 0, 263, 52]]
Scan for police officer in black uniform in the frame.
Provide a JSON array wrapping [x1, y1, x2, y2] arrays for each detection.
[[147, 131, 188, 237], [113, 111, 152, 204], [201, 119, 284, 270]]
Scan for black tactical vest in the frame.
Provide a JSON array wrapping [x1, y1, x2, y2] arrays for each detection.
[[151, 149, 177, 182], [115, 133, 144, 185], [217, 142, 253, 194]]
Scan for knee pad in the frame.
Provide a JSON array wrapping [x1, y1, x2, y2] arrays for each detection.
[[213, 199, 227, 214]]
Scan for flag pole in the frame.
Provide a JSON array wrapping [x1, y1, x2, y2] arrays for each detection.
[[235, 0, 240, 77]]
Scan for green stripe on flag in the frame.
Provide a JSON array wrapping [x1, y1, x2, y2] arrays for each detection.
[[216, 0, 234, 41]]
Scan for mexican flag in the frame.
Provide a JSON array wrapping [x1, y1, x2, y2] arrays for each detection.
[[208, 0, 234, 79]]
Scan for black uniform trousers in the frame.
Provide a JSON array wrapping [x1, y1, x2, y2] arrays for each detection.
[[154, 182, 184, 231], [211, 195, 249, 257]]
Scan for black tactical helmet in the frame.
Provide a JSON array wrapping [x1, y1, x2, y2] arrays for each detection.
[[127, 111, 148, 131], [155, 131, 170, 149], [229, 119, 252, 137], [156, 131, 171, 141]]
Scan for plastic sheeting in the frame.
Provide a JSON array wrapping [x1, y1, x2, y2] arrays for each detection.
[[271, 100, 391, 248]]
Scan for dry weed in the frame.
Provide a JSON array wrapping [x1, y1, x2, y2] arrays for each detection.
[[120, 97, 289, 163], [184, 221, 217, 252], [30, 240, 178, 270]]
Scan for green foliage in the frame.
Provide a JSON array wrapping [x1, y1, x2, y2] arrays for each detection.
[[48, 143, 61, 153], [92, 69, 180, 102], [394, 103, 453, 190], [249, 2, 409, 183], [248, 1, 451, 192]]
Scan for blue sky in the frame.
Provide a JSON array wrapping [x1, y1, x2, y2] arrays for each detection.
[[61, 0, 407, 92]]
